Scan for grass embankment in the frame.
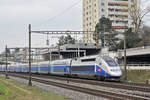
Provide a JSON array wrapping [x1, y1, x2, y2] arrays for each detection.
[[0, 76, 69, 100], [126, 70, 150, 83]]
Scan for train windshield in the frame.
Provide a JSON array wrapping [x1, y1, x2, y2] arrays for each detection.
[[102, 56, 118, 67], [106, 60, 117, 66]]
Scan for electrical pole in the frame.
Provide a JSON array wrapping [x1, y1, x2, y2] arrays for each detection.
[[58, 45, 60, 59], [122, 16, 127, 82], [46, 33, 52, 74], [96, 31, 99, 48], [28, 24, 32, 86], [5, 45, 9, 79], [75, 33, 78, 58], [104, 26, 106, 48], [46, 33, 50, 61], [124, 27, 127, 82], [78, 40, 80, 58]]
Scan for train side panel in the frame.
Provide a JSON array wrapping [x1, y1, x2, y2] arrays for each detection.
[[71, 65, 96, 76]]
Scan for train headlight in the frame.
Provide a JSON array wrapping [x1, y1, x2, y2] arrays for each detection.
[[110, 69, 120, 72]]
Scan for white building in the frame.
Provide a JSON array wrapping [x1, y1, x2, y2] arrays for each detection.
[[83, 0, 139, 43]]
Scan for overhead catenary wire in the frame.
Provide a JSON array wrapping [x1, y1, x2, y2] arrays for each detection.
[[34, 0, 81, 28]]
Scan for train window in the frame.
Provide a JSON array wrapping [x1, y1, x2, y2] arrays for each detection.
[[71, 66, 94, 71], [81, 58, 96, 62], [41, 64, 48, 67], [106, 60, 117, 66]]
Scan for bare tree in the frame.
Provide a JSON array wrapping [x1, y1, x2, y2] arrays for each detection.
[[58, 35, 75, 46], [128, 0, 150, 33]]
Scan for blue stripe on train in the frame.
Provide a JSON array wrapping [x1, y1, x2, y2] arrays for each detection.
[[96, 65, 112, 78], [0, 65, 118, 78], [52, 66, 70, 73], [70, 65, 112, 77], [39, 67, 50, 73], [71, 65, 95, 74]]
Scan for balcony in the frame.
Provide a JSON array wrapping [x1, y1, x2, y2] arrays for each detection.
[[108, 2, 128, 7]]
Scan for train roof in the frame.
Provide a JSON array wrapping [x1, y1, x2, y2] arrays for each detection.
[[77, 55, 99, 59], [101, 56, 114, 61]]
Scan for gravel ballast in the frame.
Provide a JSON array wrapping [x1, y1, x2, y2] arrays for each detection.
[[7, 75, 108, 100]]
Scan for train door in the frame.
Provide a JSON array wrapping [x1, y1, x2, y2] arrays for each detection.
[[64, 59, 72, 76], [69, 59, 72, 76]]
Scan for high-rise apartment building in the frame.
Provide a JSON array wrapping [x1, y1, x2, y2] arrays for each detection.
[[83, 0, 139, 43]]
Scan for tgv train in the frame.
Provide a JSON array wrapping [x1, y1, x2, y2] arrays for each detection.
[[0, 55, 122, 80]]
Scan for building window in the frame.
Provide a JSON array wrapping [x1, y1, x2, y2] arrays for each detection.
[[101, 2, 105, 6], [132, 22, 135, 25], [101, 9, 104, 12], [102, 15, 105, 17], [84, 8, 85, 11]]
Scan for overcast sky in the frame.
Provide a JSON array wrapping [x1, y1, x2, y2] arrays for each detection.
[[0, 0, 150, 52]]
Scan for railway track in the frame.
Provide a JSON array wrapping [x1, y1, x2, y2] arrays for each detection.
[[10, 72, 150, 93], [2, 72, 150, 100]]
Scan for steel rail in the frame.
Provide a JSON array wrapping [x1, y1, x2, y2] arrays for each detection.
[[7, 73, 150, 100], [2, 72, 150, 93], [19, 73, 150, 93]]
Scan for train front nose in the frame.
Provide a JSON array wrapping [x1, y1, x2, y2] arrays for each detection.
[[110, 68, 122, 78]]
